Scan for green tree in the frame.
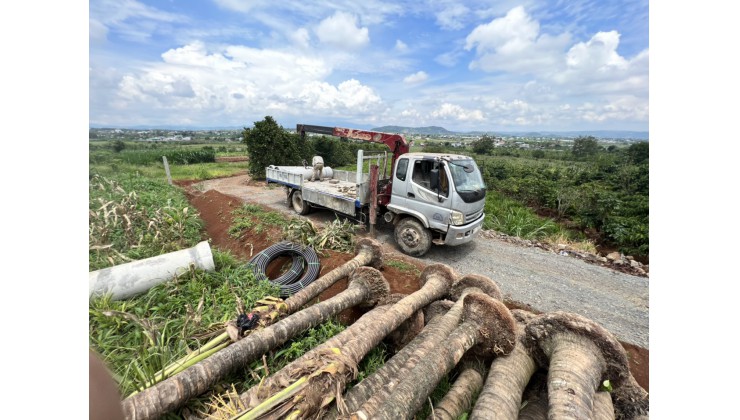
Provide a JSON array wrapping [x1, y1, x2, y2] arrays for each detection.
[[571, 136, 599, 158], [626, 141, 649, 164], [242, 116, 310, 179], [112, 140, 126, 153], [471, 135, 495, 155]]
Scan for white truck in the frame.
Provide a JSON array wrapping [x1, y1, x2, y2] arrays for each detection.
[[265, 124, 487, 257]]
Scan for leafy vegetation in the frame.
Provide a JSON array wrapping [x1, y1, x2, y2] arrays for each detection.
[[242, 116, 388, 178], [88, 173, 204, 270], [228, 203, 290, 240], [476, 141, 649, 257], [283, 217, 358, 253], [121, 147, 216, 165]]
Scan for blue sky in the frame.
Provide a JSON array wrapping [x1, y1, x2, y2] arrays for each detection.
[[89, 0, 649, 132]]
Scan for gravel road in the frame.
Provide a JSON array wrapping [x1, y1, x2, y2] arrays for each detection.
[[197, 175, 649, 349]]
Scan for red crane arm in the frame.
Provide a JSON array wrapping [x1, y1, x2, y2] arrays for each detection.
[[296, 124, 410, 207], [296, 124, 409, 162]]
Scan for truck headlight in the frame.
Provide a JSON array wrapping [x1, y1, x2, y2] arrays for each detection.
[[450, 210, 464, 226]]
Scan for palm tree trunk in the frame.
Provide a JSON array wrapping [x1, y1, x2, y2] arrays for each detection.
[[517, 370, 548, 420], [593, 391, 615, 420], [121, 266, 389, 420], [368, 293, 516, 420], [236, 263, 459, 420], [470, 310, 538, 420], [235, 303, 390, 410], [428, 359, 488, 420], [284, 238, 383, 314], [523, 312, 637, 420], [339, 274, 502, 416]]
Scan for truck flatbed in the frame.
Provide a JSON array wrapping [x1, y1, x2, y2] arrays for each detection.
[[266, 165, 371, 216]]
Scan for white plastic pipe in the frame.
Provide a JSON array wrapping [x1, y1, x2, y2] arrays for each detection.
[[89, 241, 215, 301], [356, 149, 364, 186]]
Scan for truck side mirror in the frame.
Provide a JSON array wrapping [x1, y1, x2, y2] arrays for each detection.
[[430, 168, 439, 190]]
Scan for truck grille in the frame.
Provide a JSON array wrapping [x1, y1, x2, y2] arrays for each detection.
[[466, 209, 483, 222]]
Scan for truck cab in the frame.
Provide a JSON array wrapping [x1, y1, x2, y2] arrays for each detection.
[[386, 152, 486, 256]]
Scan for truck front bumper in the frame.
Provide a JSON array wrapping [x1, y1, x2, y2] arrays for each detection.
[[444, 214, 485, 246]]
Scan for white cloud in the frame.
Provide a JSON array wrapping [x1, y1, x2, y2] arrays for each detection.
[[435, 50, 463, 67], [431, 103, 484, 121], [403, 71, 428, 84], [436, 4, 469, 30], [554, 31, 648, 93], [289, 28, 311, 49], [107, 41, 385, 124], [212, 0, 269, 13], [161, 42, 245, 70], [90, 0, 186, 43], [298, 79, 382, 113], [395, 40, 408, 52], [464, 6, 570, 74], [315, 11, 370, 51]]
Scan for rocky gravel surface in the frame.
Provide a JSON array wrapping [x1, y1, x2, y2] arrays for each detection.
[[196, 174, 649, 349]]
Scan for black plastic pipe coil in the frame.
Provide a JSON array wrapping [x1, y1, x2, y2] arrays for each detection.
[[248, 241, 321, 297]]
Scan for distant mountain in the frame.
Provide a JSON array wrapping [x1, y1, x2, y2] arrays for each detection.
[[371, 125, 648, 141], [371, 126, 455, 135], [493, 130, 649, 141]]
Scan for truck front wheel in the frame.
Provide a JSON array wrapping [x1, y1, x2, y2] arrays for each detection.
[[394, 217, 432, 257], [290, 190, 311, 215]]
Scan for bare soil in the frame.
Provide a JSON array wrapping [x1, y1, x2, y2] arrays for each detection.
[[176, 174, 648, 392]]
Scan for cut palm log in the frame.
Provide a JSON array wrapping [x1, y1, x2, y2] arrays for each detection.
[[121, 263, 389, 420], [340, 274, 502, 417], [523, 312, 648, 420], [235, 292, 408, 410], [368, 292, 516, 420], [235, 263, 458, 420], [427, 357, 488, 420], [470, 309, 538, 420]]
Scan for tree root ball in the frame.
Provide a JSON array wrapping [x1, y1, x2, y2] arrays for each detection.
[[354, 238, 384, 269], [449, 274, 502, 301], [419, 263, 457, 289], [511, 309, 538, 325], [349, 266, 390, 308], [462, 292, 517, 357], [423, 300, 454, 323], [523, 311, 631, 388]]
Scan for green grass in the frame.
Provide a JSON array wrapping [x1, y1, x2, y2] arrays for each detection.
[[89, 250, 282, 397], [90, 160, 247, 181], [88, 173, 205, 270], [483, 190, 580, 242], [228, 204, 291, 238], [385, 259, 421, 276]]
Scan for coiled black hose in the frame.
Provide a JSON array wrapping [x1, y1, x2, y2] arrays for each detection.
[[248, 241, 321, 297]]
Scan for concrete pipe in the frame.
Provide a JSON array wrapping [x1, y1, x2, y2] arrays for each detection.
[[89, 241, 215, 301], [300, 166, 333, 180]]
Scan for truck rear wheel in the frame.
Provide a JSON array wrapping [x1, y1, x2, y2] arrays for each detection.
[[290, 190, 311, 215], [394, 217, 432, 257]]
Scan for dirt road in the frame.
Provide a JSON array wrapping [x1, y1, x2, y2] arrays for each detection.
[[195, 174, 649, 350]]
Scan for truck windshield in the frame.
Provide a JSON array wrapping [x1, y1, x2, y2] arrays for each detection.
[[447, 159, 486, 203], [448, 160, 485, 191]]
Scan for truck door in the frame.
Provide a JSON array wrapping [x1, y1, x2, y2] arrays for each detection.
[[407, 159, 452, 231], [390, 157, 409, 208]]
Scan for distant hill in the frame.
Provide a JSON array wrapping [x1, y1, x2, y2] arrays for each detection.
[[371, 126, 648, 141], [371, 126, 455, 135]]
